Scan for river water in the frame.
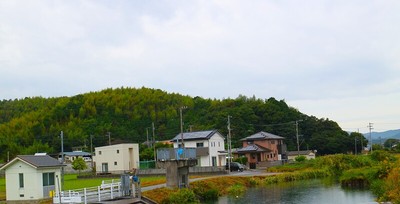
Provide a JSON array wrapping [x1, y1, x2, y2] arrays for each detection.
[[210, 179, 376, 204]]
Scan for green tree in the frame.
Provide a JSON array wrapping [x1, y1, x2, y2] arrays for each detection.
[[72, 157, 88, 175]]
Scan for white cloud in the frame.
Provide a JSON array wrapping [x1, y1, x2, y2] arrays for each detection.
[[0, 0, 399, 130]]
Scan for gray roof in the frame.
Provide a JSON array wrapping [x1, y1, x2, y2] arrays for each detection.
[[235, 144, 271, 153], [171, 130, 223, 141], [286, 150, 314, 156], [18, 155, 63, 168], [240, 131, 284, 141], [62, 151, 91, 156]]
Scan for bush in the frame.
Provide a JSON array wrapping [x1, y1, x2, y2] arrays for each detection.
[[191, 180, 219, 201], [227, 184, 246, 197], [234, 156, 248, 165], [295, 155, 306, 162], [162, 188, 199, 204]]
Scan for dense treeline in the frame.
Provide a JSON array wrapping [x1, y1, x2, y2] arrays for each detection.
[[0, 87, 367, 162]]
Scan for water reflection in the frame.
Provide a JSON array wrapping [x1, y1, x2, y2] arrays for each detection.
[[210, 179, 376, 204]]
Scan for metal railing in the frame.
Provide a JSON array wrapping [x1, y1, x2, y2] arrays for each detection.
[[157, 148, 197, 161], [53, 179, 122, 204]]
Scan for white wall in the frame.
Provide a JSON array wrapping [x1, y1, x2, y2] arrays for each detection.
[[93, 143, 139, 174], [172, 132, 226, 167], [5, 161, 61, 201]]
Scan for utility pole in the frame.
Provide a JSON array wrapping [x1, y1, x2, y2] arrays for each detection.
[[107, 132, 111, 145], [368, 123, 373, 153], [180, 106, 187, 148], [152, 122, 156, 161], [354, 134, 357, 155], [146, 127, 150, 147], [296, 120, 302, 156], [90, 135, 94, 168], [60, 131, 64, 191], [227, 116, 232, 173]]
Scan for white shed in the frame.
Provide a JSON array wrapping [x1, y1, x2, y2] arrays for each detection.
[[0, 155, 63, 202]]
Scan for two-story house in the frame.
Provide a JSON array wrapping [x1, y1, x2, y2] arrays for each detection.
[[93, 143, 139, 174], [170, 130, 226, 167], [234, 131, 286, 168]]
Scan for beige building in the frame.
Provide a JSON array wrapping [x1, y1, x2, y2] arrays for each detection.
[[287, 150, 316, 161], [93, 143, 139, 174], [0, 155, 63, 202]]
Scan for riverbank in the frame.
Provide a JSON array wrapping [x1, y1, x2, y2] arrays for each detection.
[[143, 151, 400, 204]]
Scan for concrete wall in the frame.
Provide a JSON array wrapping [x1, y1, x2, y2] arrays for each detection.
[[137, 166, 226, 176]]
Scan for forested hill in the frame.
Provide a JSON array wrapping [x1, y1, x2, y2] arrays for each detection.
[[0, 87, 364, 162]]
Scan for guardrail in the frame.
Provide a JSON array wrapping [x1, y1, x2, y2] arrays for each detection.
[[157, 148, 197, 161]]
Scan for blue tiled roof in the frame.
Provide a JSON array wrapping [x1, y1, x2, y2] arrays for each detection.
[[235, 144, 271, 153], [171, 130, 222, 141]]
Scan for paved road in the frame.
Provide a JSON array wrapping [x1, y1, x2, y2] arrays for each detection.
[[141, 169, 279, 192]]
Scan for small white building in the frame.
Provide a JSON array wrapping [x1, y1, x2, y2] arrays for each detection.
[[171, 130, 227, 167], [93, 143, 139, 174], [0, 155, 63, 202], [286, 150, 316, 161]]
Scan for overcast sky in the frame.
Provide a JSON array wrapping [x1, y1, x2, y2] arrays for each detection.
[[1, 1, 399, 133]]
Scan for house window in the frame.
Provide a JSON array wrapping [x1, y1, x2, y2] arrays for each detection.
[[178, 144, 183, 148], [99, 151, 102, 155], [19, 173, 24, 188], [114, 161, 118, 165], [196, 142, 204, 147], [43, 172, 55, 186], [117, 150, 119, 154], [218, 142, 220, 147], [271, 140, 275, 144]]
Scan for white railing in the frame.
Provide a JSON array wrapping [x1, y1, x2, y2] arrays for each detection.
[[53, 179, 122, 204]]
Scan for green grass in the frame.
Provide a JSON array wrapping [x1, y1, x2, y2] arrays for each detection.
[[64, 174, 120, 190], [63, 174, 167, 190], [0, 177, 5, 200]]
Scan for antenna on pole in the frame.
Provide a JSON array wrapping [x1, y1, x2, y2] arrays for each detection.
[[152, 122, 156, 162]]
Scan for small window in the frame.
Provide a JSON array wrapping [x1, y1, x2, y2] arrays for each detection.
[[117, 150, 119, 154], [196, 142, 204, 147], [43, 172, 55, 186], [19, 173, 24, 188], [114, 161, 117, 165], [99, 151, 102, 155], [218, 142, 220, 147]]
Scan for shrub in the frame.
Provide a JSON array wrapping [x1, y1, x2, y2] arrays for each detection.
[[234, 156, 248, 165], [295, 155, 306, 162], [227, 184, 246, 197], [191, 180, 219, 201], [162, 188, 199, 204]]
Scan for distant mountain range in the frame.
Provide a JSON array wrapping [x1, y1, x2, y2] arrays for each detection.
[[363, 129, 400, 143]]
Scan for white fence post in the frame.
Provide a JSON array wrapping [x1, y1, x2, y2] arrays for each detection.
[[98, 186, 101, 201], [84, 188, 87, 204], [111, 183, 114, 199]]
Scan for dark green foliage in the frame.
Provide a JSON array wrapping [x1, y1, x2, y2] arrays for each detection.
[[72, 157, 88, 175], [233, 156, 248, 165], [295, 155, 307, 162], [162, 188, 199, 204], [191, 181, 219, 201], [0, 87, 358, 161]]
